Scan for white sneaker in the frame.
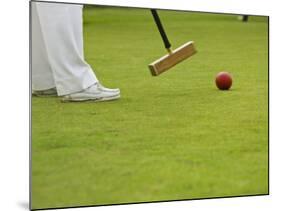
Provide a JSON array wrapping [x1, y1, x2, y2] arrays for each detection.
[[32, 87, 57, 96], [61, 83, 120, 102], [96, 82, 120, 93]]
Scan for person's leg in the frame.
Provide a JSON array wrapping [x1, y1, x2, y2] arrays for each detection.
[[70, 5, 85, 59], [242, 15, 249, 22], [35, 2, 98, 96], [31, 2, 56, 92]]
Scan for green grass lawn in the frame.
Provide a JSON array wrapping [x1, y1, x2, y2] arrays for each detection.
[[31, 6, 268, 210]]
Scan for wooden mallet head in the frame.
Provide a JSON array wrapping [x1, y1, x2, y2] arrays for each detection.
[[149, 41, 196, 76], [149, 10, 196, 76]]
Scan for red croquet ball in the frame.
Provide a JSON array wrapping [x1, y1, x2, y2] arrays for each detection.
[[215, 72, 232, 90]]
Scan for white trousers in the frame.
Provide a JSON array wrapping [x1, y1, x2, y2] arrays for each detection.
[[31, 2, 98, 96]]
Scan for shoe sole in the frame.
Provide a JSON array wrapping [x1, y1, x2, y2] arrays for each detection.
[[61, 94, 120, 103]]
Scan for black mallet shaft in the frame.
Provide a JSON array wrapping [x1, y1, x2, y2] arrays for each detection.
[[151, 9, 172, 53]]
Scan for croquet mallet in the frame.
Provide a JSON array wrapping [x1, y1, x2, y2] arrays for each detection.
[[149, 9, 197, 76]]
